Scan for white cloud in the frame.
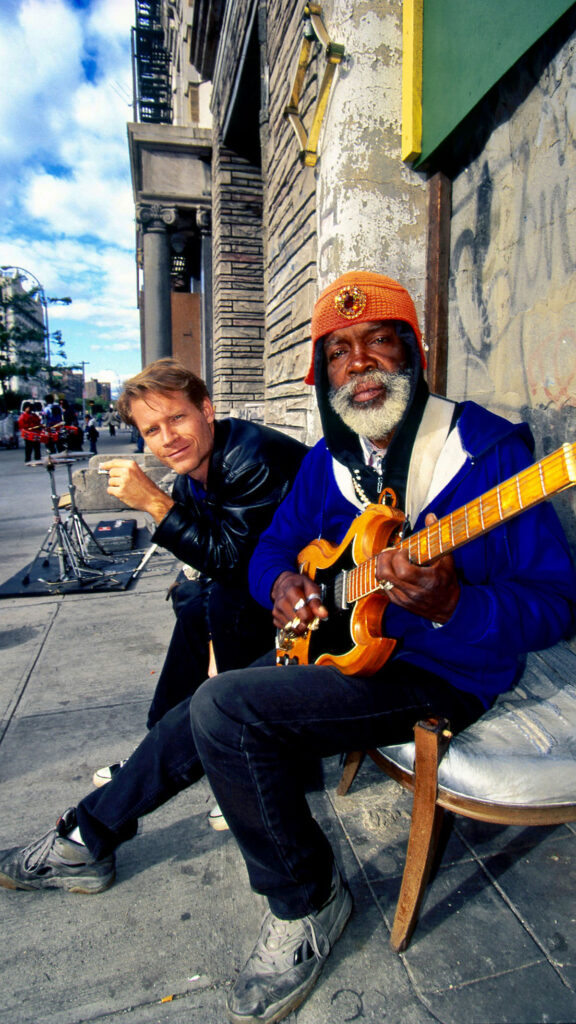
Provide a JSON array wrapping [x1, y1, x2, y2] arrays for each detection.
[[0, 1, 84, 164], [24, 168, 135, 248], [87, 0, 135, 45], [0, 0, 141, 382]]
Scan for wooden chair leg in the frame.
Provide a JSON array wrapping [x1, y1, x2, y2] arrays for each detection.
[[336, 750, 366, 795], [390, 717, 451, 952]]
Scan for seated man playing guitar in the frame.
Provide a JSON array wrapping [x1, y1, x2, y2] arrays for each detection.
[[1, 274, 575, 1024], [189, 272, 576, 1024]]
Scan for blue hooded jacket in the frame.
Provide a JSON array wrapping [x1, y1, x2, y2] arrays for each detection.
[[249, 332, 576, 707]]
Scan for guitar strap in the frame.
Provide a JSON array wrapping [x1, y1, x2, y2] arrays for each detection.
[[333, 394, 460, 517], [404, 394, 458, 525]]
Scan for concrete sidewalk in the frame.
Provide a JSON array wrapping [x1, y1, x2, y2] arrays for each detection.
[[0, 435, 575, 1024]]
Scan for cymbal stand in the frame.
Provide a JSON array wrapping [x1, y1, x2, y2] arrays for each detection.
[[58, 457, 112, 562], [23, 456, 117, 586]]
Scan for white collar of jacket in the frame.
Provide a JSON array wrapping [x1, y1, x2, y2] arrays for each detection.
[[331, 394, 465, 519]]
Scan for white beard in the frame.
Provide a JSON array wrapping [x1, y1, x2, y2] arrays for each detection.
[[329, 369, 412, 441]]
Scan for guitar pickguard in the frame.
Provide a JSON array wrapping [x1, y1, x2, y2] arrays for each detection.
[[306, 549, 356, 663]]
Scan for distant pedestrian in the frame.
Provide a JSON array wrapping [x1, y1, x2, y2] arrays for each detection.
[[105, 405, 117, 436], [43, 393, 65, 453], [18, 402, 42, 463], [131, 425, 144, 453], [61, 399, 83, 451], [84, 413, 99, 455]]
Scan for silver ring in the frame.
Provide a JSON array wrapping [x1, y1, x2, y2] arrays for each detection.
[[306, 593, 322, 604], [379, 579, 394, 592], [293, 598, 306, 611]]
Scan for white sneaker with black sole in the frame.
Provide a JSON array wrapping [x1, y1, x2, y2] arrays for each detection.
[[92, 759, 128, 788], [208, 802, 230, 831]]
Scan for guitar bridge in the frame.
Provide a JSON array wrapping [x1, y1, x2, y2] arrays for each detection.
[[276, 616, 320, 653]]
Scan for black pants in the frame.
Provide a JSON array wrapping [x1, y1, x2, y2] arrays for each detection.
[[24, 438, 41, 462], [76, 652, 483, 922], [190, 657, 484, 918], [146, 578, 276, 728], [75, 581, 277, 851]]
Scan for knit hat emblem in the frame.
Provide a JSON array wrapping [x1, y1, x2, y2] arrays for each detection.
[[306, 271, 425, 384]]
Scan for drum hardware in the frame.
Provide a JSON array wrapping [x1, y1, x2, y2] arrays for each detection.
[[23, 455, 121, 587], [57, 456, 111, 562], [129, 542, 158, 583]]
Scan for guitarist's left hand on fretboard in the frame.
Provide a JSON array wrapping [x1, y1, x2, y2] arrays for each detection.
[[375, 513, 461, 625]]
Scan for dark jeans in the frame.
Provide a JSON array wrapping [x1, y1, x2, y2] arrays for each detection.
[[24, 438, 41, 462], [76, 581, 275, 854], [76, 698, 204, 856], [77, 653, 483, 921], [147, 579, 276, 728], [190, 656, 484, 918]]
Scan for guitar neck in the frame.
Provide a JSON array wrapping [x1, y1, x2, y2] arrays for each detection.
[[346, 441, 576, 604]]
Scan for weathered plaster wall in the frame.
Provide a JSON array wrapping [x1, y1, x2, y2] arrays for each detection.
[[261, 0, 428, 443], [317, 0, 427, 303], [448, 27, 576, 547]]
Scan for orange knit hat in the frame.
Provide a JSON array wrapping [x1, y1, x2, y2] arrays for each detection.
[[306, 271, 425, 384]]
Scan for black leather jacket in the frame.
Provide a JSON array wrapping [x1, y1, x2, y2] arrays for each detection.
[[152, 418, 307, 585]]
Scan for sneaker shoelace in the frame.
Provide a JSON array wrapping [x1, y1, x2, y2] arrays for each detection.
[[21, 827, 62, 872], [256, 912, 328, 970]]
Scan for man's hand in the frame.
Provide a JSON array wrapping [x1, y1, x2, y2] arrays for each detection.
[[375, 514, 461, 624], [270, 571, 329, 631], [100, 459, 175, 524]]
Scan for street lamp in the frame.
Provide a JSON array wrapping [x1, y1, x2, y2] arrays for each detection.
[[0, 265, 72, 387]]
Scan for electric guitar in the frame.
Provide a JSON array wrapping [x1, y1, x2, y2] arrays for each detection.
[[276, 441, 576, 676]]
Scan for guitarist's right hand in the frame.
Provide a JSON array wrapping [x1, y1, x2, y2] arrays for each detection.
[[271, 571, 329, 631]]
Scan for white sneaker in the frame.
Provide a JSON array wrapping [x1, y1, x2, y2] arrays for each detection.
[[208, 803, 230, 831], [227, 865, 352, 1022], [92, 760, 128, 788]]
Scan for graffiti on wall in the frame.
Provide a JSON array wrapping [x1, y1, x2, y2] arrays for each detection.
[[448, 42, 576, 544], [449, 47, 576, 425]]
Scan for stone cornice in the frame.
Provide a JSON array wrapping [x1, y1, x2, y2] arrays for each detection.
[[136, 203, 178, 231]]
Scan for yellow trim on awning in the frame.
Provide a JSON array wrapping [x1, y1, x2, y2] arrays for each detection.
[[402, 0, 423, 163]]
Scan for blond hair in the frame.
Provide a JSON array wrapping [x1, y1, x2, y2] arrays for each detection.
[[117, 359, 210, 426]]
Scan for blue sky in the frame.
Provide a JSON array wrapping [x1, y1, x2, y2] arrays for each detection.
[[0, 0, 141, 392]]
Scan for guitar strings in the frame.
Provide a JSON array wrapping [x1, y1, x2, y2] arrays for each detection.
[[345, 445, 574, 604]]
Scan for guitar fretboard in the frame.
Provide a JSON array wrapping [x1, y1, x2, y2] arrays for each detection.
[[345, 441, 576, 605]]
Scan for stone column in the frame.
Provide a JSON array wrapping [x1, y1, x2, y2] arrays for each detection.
[[137, 203, 177, 363], [197, 208, 213, 393], [317, 0, 427, 306]]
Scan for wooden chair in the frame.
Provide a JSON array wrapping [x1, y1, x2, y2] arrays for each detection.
[[337, 642, 576, 952]]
